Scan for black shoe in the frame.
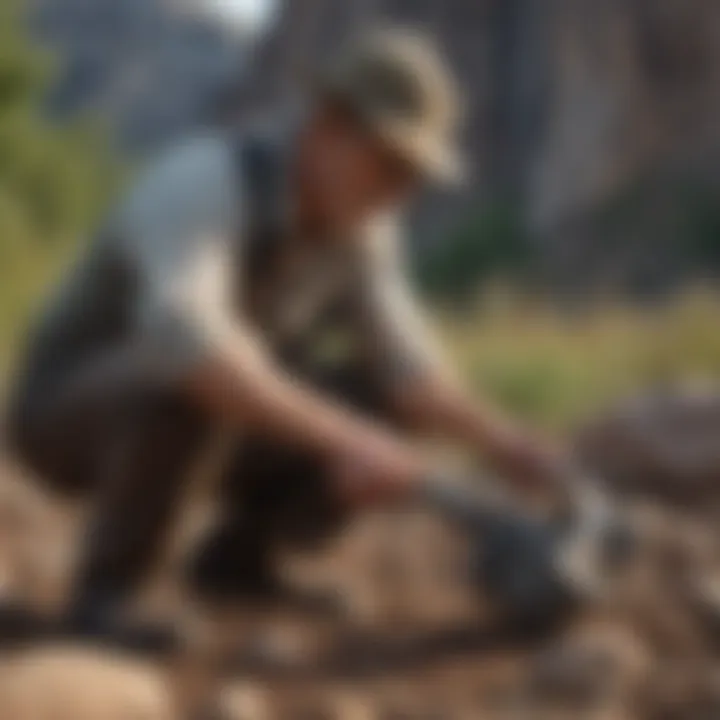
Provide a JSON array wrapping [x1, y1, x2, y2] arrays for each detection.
[[188, 522, 274, 602], [62, 592, 181, 657], [188, 524, 344, 617], [0, 600, 56, 646]]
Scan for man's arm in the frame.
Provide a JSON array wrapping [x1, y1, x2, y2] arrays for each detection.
[[56, 301, 423, 508], [139, 240, 426, 506], [356, 221, 565, 491], [180, 321, 424, 507], [389, 373, 564, 491], [116, 137, 423, 507]]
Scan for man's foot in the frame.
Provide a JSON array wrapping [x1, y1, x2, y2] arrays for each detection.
[[62, 591, 181, 657], [0, 600, 55, 646], [187, 524, 344, 616], [0, 598, 180, 656]]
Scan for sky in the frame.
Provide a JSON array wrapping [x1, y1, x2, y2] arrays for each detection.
[[202, 0, 277, 34]]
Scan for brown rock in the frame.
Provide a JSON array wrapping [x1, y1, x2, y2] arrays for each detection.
[[576, 388, 720, 506], [0, 647, 174, 720]]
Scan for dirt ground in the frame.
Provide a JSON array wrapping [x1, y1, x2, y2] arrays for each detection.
[[1, 453, 720, 720]]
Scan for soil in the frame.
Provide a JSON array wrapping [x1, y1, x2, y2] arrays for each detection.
[[0, 455, 719, 720]]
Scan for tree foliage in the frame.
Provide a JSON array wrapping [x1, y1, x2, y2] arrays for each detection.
[[417, 204, 533, 301], [0, 0, 118, 359]]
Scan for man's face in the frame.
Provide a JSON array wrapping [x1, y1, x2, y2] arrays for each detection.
[[296, 104, 420, 236]]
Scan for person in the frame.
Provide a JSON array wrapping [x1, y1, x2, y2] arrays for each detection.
[[7, 28, 564, 642]]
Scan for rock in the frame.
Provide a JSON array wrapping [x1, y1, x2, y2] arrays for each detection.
[[575, 388, 720, 506], [0, 646, 174, 720], [33, 0, 246, 153], [685, 572, 720, 649], [218, 683, 270, 720], [527, 623, 649, 709], [639, 666, 720, 720], [257, 0, 720, 288]]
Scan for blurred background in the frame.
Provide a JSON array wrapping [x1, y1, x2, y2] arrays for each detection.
[[2, 0, 720, 432], [1, 3, 720, 718]]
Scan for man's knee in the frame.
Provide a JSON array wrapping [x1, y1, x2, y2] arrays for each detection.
[[224, 438, 346, 551], [4, 391, 74, 494], [6, 384, 206, 499], [223, 363, 395, 549]]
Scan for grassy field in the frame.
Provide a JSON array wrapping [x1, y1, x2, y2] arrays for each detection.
[[2, 268, 719, 431], [0, 240, 75, 383], [438, 286, 720, 431]]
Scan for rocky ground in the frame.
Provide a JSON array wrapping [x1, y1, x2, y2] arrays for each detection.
[[0, 392, 720, 719]]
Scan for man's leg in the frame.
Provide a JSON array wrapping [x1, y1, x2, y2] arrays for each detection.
[[188, 439, 345, 604], [9, 383, 209, 641], [68, 392, 210, 629], [188, 362, 398, 604]]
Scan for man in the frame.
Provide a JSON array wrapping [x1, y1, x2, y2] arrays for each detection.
[[8, 28, 562, 638]]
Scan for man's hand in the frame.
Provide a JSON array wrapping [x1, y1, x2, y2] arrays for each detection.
[[184, 344, 429, 513], [389, 376, 569, 495], [329, 439, 424, 509], [486, 429, 569, 493]]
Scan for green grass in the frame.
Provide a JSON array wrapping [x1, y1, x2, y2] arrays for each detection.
[[2, 266, 719, 432], [0, 234, 78, 376], [438, 287, 720, 431]]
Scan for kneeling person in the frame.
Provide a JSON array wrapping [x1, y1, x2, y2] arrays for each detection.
[[8, 28, 561, 637]]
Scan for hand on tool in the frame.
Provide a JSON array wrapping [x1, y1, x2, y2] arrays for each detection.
[[420, 467, 635, 633]]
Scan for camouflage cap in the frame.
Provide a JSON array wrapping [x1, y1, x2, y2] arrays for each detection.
[[317, 27, 466, 184]]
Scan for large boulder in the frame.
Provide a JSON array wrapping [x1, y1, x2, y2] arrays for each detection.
[[0, 647, 173, 720], [575, 386, 720, 506]]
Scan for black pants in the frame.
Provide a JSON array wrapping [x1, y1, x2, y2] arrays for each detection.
[[8, 361, 395, 604]]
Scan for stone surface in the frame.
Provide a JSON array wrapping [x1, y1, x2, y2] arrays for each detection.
[[31, 0, 246, 152], [253, 0, 720, 285], [575, 386, 720, 506]]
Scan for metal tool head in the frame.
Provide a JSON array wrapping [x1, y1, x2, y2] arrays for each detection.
[[550, 470, 637, 600], [471, 510, 581, 633], [422, 469, 636, 633]]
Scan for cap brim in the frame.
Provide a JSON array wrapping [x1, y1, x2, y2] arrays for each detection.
[[375, 121, 466, 186], [311, 71, 467, 186]]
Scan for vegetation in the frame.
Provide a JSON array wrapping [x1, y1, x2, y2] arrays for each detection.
[[0, 0, 118, 367], [414, 175, 720, 433], [417, 204, 533, 301], [438, 287, 720, 432], [1, 0, 719, 432]]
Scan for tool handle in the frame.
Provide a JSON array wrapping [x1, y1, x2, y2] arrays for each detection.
[[418, 473, 516, 530]]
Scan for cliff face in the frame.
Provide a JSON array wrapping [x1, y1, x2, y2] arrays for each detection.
[[31, 0, 246, 152], [528, 0, 720, 289], [32, 0, 720, 287], [254, 0, 720, 288], [531, 0, 720, 227]]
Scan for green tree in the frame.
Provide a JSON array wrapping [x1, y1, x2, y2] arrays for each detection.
[[0, 0, 118, 362], [417, 204, 533, 302]]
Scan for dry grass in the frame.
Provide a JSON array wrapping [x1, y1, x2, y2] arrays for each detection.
[[1, 454, 720, 718], [0, 288, 719, 717], [439, 286, 720, 430]]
